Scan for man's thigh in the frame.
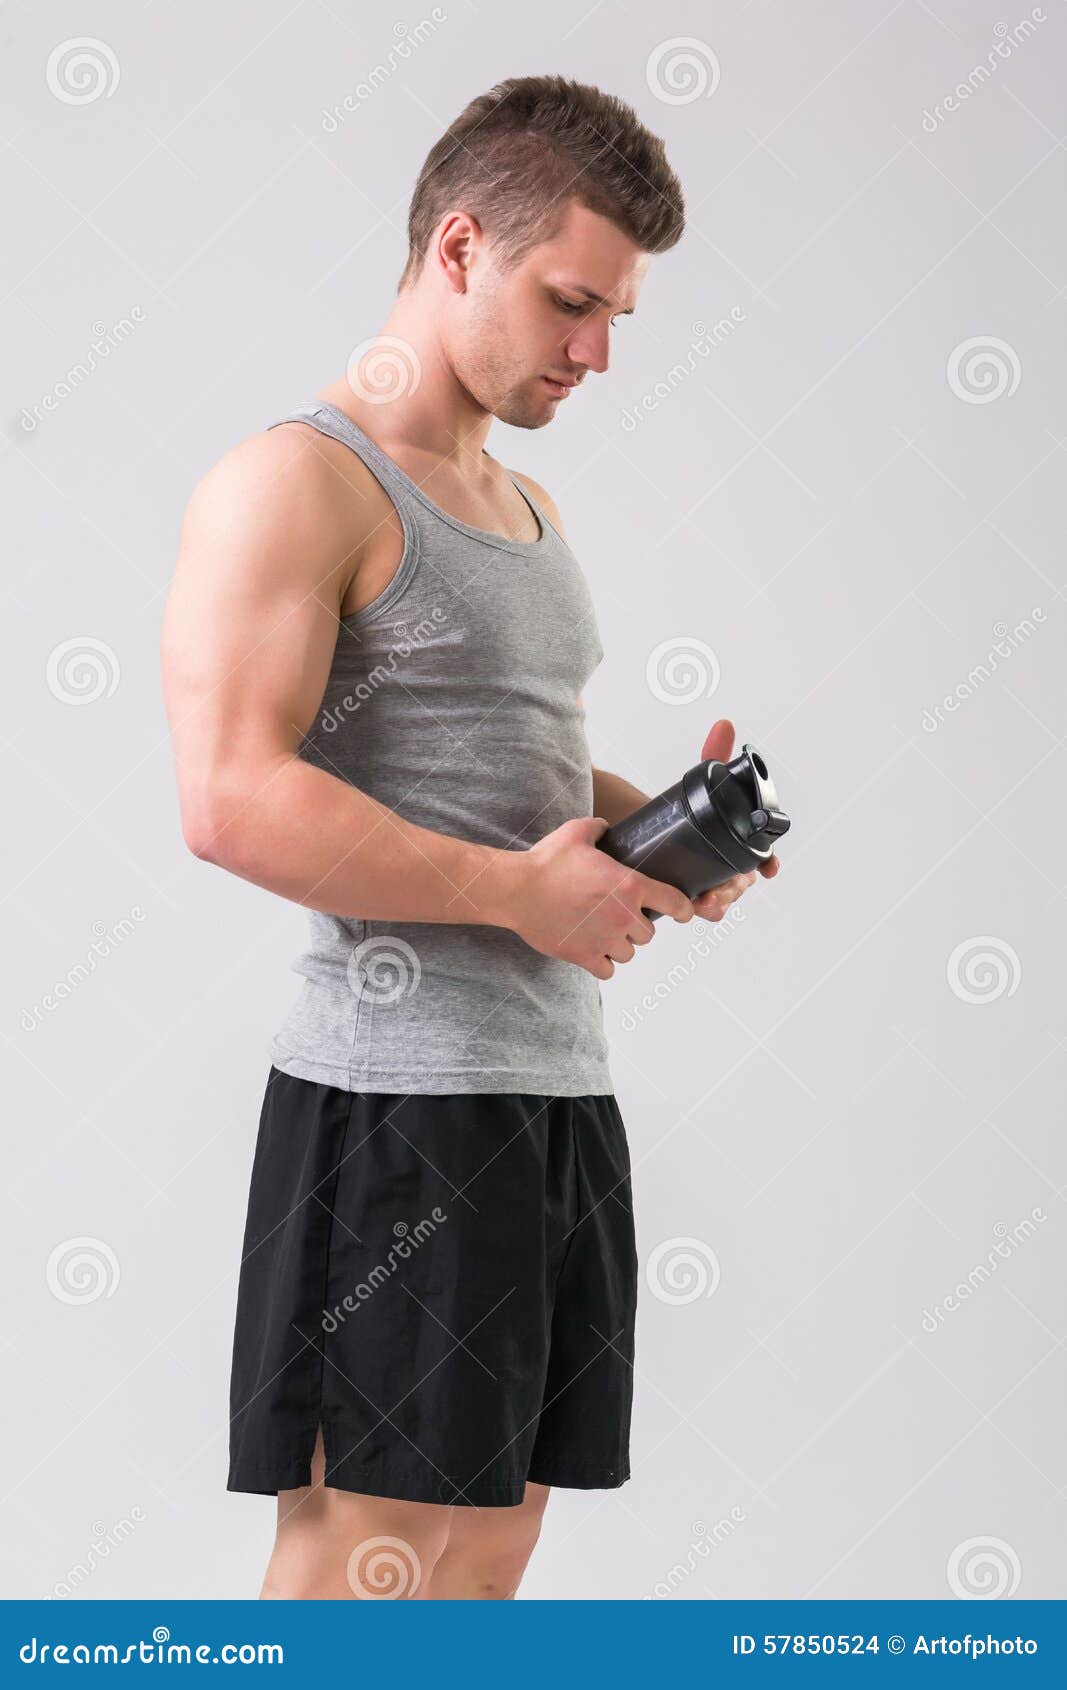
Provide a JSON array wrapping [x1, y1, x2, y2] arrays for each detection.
[[265, 1430, 453, 1599]]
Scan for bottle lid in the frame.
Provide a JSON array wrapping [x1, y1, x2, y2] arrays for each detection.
[[682, 742, 791, 871]]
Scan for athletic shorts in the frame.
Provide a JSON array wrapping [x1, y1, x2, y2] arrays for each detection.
[[227, 1067, 638, 1508]]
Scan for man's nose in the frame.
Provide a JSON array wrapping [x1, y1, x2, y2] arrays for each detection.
[[565, 321, 610, 375]]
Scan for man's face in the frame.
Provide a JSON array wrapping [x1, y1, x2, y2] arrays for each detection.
[[453, 199, 650, 429]]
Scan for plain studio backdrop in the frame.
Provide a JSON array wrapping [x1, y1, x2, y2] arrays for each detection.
[[2, 0, 1064, 1602]]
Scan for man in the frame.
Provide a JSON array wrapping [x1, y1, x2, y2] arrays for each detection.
[[162, 74, 777, 1600]]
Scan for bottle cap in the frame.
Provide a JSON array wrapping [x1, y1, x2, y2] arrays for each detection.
[[682, 743, 791, 873]]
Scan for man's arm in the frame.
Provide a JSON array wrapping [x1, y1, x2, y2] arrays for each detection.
[[513, 471, 776, 920], [590, 765, 650, 826], [161, 435, 695, 973], [162, 429, 515, 927]]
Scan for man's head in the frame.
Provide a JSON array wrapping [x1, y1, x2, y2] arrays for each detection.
[[397, 75, 685, 429]]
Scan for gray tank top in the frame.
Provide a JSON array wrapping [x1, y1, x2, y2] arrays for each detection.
[[266, 400, 613, 1096]]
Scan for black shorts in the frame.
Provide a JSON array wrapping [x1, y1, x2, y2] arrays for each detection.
[[227, 1068, 638, 1508]]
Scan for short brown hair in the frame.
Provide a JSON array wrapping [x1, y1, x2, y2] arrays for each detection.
[[399, 74, 685, 290]]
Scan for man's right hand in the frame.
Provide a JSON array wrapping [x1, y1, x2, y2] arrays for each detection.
[[493, 816, 695, 980]]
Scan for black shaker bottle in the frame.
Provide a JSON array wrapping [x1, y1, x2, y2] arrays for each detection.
[[596, 742, 790, 920]]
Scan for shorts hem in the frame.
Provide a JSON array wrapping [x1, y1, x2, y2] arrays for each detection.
[[227, 1456, 528, 1509], [527, 1454, 631, 1492], [227, 1453, 631, 1506]]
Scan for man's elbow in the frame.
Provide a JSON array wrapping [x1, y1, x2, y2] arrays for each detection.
[[179, 784, 250, 868], [182, 805, 231, 866]]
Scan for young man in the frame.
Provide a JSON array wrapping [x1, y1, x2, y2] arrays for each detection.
[[162, 74, 776, 1600]]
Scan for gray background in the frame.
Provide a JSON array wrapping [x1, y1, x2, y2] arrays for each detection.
[[2, 0, 1063, 1602]]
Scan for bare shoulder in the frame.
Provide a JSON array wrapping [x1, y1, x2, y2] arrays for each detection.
[[175, 420, 382, 605], [508, 469, 567, 540], [183, 422, 357, 545]]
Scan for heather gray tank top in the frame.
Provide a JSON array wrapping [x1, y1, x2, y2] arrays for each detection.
[[267, 400, 613, 1096]]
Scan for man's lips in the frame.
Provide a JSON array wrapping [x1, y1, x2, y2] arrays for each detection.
[[542, 375, 579, 396]]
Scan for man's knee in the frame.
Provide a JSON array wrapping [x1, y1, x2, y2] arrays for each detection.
[[264, 1493, 451, 1600], [440, 1515, 545, 1599]]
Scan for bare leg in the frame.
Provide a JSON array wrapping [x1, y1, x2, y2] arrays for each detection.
[[421, 1481, 551, 1600], [260, 1429, 452, 1599]]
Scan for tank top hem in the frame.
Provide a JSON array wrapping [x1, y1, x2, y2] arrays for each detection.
[[269, 1041, 615, 1098]]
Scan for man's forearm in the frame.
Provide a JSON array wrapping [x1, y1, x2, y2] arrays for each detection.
[[591, 766, 650, 827], [189, 754, 519, 928]]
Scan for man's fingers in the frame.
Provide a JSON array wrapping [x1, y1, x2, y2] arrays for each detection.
[[637, 874, 695, 923]]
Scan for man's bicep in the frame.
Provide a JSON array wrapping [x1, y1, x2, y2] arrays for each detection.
[[161, 440, 347, 801]]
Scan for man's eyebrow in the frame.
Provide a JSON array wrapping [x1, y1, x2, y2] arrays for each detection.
[[559, 283, 635, 314]]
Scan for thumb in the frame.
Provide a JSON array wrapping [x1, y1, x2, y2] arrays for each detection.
[[573, 815, 610, 844], [700, 717, 736, 765]]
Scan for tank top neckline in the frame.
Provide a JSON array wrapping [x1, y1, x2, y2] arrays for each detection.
[[310, 399, 553, 557]]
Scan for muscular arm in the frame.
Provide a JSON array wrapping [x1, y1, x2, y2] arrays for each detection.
[[161, 430, 516, 927]]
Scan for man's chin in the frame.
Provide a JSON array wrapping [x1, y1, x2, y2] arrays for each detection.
[[492, 392, 554, 430]]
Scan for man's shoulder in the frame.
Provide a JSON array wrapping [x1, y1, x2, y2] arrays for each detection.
[[507, 469, 567, 541], [183, 416, 384, 558]]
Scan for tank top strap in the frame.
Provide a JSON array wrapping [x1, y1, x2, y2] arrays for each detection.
[[268, 401, 418, 511]]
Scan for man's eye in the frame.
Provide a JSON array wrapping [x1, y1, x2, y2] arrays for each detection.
[[555, 296, 584, 314]]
